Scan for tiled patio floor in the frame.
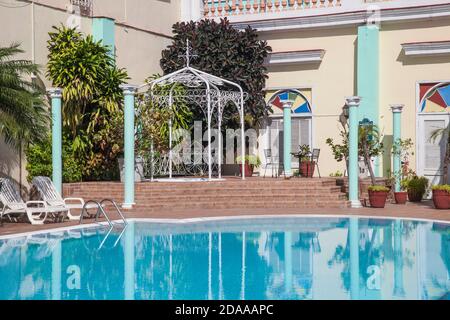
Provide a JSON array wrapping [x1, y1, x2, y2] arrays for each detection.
[[0, 200, 448, 237]]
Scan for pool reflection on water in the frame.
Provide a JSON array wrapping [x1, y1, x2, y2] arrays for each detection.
[[0, 217, 449, 300]]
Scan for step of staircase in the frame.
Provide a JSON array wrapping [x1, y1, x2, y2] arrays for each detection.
[[63, 178, 350, 212]]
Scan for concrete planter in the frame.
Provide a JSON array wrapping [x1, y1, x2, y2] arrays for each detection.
[[394, 191, 408, 204], [368, 190, 388, 208]]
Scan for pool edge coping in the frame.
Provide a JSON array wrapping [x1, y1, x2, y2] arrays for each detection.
[[0, 213, 449, 240]]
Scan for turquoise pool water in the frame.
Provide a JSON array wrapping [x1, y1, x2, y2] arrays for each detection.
[[0, 217, 449, 300]]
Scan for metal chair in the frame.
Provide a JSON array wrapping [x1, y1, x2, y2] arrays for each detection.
[[311, 148, 321, 178], [263, 149, 283, 178]]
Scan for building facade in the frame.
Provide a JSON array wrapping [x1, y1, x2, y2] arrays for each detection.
[[197, 0, 450, 184], [1, 0, 450, 185]]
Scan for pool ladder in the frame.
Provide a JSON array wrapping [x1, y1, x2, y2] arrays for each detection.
[[79, 198, 128, 227]]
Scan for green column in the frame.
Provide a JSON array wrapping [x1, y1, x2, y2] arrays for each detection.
[[357, 25, 380, 175], [48, 88, 63, 195], [283, 102, 293, 177], [391, 105, 404, 192], [349, 217, 360, 300], [92, 17, 115, 58], [346, 97, 362, 208], [121, 85, 137, 208], [393, 220, 405, 297]]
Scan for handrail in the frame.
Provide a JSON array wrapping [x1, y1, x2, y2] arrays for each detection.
[[100, 199, 128, 226], [79, 200, 113, 227]]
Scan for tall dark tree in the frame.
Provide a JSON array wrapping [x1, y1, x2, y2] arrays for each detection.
[[160, 18, 271, 128]]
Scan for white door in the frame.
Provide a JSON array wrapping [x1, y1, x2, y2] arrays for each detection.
[[417, 114, 450, 186]]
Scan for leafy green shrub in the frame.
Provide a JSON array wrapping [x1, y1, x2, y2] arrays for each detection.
[[236, 155, 261, 167], [431, 184, 450, 192], [368, 185, 390, 192], [404, 176, 429, 194], [26, 134, 83, 183]]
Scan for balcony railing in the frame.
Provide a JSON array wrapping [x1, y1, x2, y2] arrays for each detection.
[[203, 0, 342, 18]]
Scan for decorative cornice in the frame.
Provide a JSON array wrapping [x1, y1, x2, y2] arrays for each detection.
[[231, 3, 450, 32], [401, 40, 450, 56], [266, 50, 325, 66]]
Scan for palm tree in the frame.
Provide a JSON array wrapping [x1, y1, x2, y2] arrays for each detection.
[[0, 43, 48, 192], [430, 122, 450, 184], [0, 43, 48, 149]]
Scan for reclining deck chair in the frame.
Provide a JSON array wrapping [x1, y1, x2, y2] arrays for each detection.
[[32, 176, 99, 221], [0, 178, 67, 225]]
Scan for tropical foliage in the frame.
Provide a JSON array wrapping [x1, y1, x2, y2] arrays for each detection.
[[326, 121, 384, 184], [160, 18, 271, 128], [137, 75, 192, 155], [0, 43, 48, 149], [27, 26, 128, 182]]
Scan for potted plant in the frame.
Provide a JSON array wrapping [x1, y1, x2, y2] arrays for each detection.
[[236, 155, 261, 177], [431, 185, 450, 209], [403, 175, 429, 202], [393, 179, 409, 205], [298, 144, 314, 178], [368, 185, 390, 208]]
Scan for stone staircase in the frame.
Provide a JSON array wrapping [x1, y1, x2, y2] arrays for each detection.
[[63, 178, 350, 213]]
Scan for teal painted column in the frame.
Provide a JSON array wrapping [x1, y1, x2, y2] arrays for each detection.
[[357, 25, 380, 176], [349, 217, 360, 300], [48, 88, 63, 195], [283, 102, 293, 177], [393, 220, 405, 297], [391, 105, 404, 192], [92, 17, 115, 58], [346, 97, 362, 208], [121, 85, 137, 209]]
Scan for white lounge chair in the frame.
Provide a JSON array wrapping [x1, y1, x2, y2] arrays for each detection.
[[31, 176, 99, 221], [0, 178, 67, 225]]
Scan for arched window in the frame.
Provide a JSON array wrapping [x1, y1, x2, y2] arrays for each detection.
[[419, 82, 450, 113], [267, 89, 312, 115]]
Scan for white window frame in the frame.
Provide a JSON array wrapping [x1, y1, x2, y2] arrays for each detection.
[[415, 80, 450, 180]]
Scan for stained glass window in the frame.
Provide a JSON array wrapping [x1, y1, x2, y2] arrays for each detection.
[[266, 89, 312, 115], [419, 82, 450, 113]]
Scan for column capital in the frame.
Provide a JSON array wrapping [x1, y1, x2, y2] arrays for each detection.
[[120, 84, 138, 95], [345, 96, 361, 107], [282, 101, 293, 109], [390, 104, 404, 113], [47, 87, 62, 98]]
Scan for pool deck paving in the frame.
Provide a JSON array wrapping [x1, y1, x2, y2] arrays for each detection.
[[0, 200, 448, 237]]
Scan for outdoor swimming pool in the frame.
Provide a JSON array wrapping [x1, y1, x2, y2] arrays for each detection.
[[0, 216, 449, 300]]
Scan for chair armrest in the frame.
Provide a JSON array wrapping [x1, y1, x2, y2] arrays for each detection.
[[25, 201, 47, 208], [64, 198, 85, 205]]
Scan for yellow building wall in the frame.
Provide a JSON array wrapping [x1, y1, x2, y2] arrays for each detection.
[[262, 27, 357, 176], [379, 20, 450, 176], [263, 20, 450, 177]]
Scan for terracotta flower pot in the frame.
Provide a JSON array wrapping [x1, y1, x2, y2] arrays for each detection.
[[368, 190, 388, 208], [299, 161, 315, 178], [432, 190, 450, 209], [407, 190, 423, 202], [394, 191, 408, 204], [239, 163, 254, 177]]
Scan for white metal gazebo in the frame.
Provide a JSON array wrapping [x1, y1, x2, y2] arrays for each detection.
[[138, 41, 247, 180]]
